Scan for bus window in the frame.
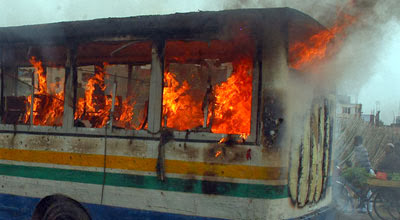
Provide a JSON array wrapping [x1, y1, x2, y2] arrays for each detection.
[[163, 36, 255, 135], [2, 46, 66, 126], [74, 41, 152, 129]]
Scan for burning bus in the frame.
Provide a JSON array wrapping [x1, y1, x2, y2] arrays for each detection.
[[0, 8, 335, 219]]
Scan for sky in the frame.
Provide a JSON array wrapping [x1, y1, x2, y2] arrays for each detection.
[[0, 0, 399, 124], [357, 19, 400, 121]]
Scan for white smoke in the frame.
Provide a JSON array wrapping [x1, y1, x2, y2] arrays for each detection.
[[223, 0, 400, 124]]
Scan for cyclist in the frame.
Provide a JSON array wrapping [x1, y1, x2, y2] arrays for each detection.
[[339, 135, 374, 212]]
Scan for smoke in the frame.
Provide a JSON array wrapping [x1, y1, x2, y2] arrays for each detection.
[[222, 0, 400, 27], [325, 0, 400, 123], [223, 0, 346, 26], [223, 0, 400, 124]]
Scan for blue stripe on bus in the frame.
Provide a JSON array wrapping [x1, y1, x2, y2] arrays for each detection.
[[0, 194, 38, 220], [0, 193, 223, 220], [86, 203, 224, 220]]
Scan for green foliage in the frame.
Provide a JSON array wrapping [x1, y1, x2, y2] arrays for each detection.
[[342, 167, 371, 188], [388, 172, 400, 181]]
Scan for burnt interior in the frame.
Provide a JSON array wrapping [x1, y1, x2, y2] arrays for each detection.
[[2, 45, 66, 126], [74, 41, 151, 129], [162, 34, 255, 134]]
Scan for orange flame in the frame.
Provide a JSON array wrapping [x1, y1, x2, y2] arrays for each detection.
[[289, 14, 357, 70], [210, 58, 253, 135], [74, 64, 111, 128], [113, 96, 138, 129], [218, 137, 228, 144], [215, 150, 222, 158], [88, 65, 112, 127], [162, 58, 253, 135], [74, 64, 141, 129], [31, 57, 47, 93], [24, 57, 64, 126], [240, 133, 249, 140], [162, 71, 203, 130], [74, 97, 85, 120]]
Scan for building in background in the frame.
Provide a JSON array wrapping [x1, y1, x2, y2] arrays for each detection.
[[336, 95, 362, 119], [390, 115, 400, 127], [361, 113, 374, 124]]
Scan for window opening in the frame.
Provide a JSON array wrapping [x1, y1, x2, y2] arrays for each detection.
[[2, 46, 66, 126], [163, 30, 255, 135], [74, 41, 151, 129]]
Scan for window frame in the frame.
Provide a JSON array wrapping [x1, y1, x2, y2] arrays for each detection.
[[157, 38, 260, 143], [0, 43, 69, 128], [0, 40, 158, 139], [70, 39, 155, 136], [0, 37, 261, 144]]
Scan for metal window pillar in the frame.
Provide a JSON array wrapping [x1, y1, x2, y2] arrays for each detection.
[[62, 46, 77, 130], [147, 41, 164, 133]]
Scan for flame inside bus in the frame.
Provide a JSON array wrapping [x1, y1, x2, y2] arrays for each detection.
[[74, 64, 143, 129], [24, 57, 65, 126]]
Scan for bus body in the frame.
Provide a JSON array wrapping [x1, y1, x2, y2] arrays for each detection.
[[0, 8, 335, 219]]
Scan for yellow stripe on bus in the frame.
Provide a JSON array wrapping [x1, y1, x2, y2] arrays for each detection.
[[0, 148, 284, 180]]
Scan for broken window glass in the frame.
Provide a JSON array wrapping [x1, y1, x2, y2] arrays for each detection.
[[2, 46, 66, 126], [163, 34, 255, 135], [74, 41, 151, 129]]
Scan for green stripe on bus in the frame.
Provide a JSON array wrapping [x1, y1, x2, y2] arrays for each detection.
[[0, 163, 288, 199]]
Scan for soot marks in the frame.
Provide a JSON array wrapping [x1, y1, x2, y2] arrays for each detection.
[[156, 129, 174, 182], [172, 143, 199, 160], [205, 144, 248, 163], [262, 91, 284, 148], [122, 173, 145, 186], [70, 138, 97, 154], [183, 176, 197, 192], [201, 180, 236, 195], [201, 171, 237, 195]]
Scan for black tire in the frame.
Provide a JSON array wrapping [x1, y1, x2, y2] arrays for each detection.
[[32, 195, 91, 220], [373, 191, 399, 220]]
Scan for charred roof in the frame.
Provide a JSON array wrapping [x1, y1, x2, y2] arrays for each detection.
[[0, 8, 325, 46]]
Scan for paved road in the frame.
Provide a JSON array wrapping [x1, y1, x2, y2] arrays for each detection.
[[334, 211, 370, 220], [310, 207, 371, 220]]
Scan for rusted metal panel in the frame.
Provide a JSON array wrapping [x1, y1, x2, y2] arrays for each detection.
[[314, 102, 325, 202], [308, 102, 319, 202], [288, 98, 333, 207], [288, 127, 302, 203], [298, 113, 311, 207], [323, 100, 333, 192]]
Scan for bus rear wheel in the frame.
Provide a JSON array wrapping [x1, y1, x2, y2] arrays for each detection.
[[32, 195, 91, 220]]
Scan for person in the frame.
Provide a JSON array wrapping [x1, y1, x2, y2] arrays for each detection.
[[352, 136, 373, 173], [339, 135, 373, 213], [376, 143, 400, 174], [340, 136, 374, 174]]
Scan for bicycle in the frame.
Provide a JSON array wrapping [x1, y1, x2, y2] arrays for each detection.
[[367, 176, 400, 220], [333, 166, 373, 214]]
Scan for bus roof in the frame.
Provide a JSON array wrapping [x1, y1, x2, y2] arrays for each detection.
[[0, 7, 325, 45]]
